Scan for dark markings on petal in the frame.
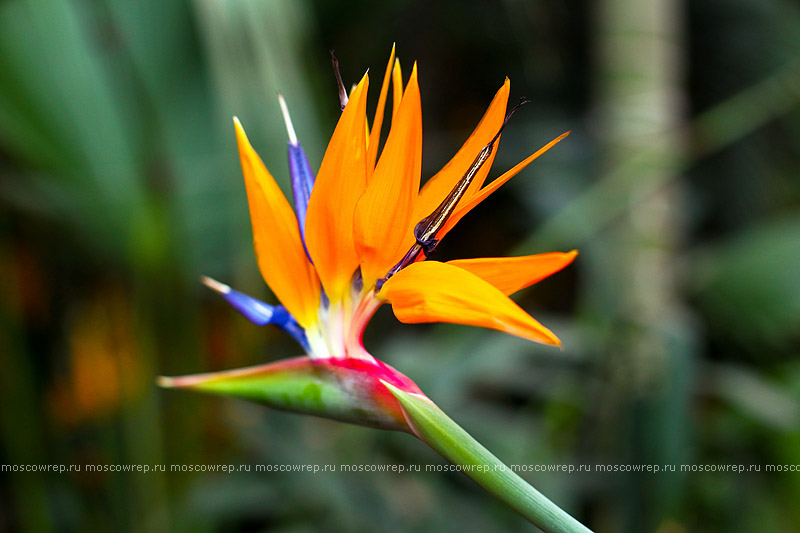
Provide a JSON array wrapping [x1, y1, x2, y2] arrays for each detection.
[[376, 98, 530, 291], [330, 50, 349, 111]]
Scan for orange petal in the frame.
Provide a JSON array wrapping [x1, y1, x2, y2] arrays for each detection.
[[380, 261, 560, 345], [304, 74, 370, 300], [367, 45, 396, 176], [354, 64, 423, 287], [392, 59, 403, 120], [233, 118, 320, 327], [413, 79, 510, 222], [440, 131, 570, 236], [448, 251, 578, 296]]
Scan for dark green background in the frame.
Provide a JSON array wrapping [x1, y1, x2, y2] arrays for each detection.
[[1, 0, 799, 531]]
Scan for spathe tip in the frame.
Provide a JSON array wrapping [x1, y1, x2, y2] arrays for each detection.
[[155, 373, 220, 390], [156, 375, 177, 388]]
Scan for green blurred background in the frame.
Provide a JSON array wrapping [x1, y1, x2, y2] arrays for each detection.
[[1, 0, 799, 531]]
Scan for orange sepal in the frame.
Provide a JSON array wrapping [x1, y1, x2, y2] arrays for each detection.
[[354, 64, 422, 287], [448, 251, 577, 296], [440, 131, 570, 236], [304, 74, 369, 300], [413, 79, 510, 222], [367, 45, 396, 176], [233, 118, 320, 327], [391, 59, 403, 120], [379, 261, 561, 346]]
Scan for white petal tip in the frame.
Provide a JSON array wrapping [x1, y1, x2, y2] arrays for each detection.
[[277, 93, 299, 145], [201, 276, 231, 294]]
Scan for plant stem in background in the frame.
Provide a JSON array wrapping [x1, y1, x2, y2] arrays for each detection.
[[591, 0, 693, 528]]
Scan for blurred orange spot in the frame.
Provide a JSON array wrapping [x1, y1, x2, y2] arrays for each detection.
[[48, 288, 144, 428]]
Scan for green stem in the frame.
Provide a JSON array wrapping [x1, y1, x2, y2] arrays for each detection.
[[384, 383, 592, 533]]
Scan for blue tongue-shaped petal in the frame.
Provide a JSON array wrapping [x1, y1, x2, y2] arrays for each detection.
[[278, 94, 315, 250], [202, 276, 309, 351]]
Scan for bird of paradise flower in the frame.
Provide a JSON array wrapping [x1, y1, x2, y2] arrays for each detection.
[[159, 47, 589, 532]]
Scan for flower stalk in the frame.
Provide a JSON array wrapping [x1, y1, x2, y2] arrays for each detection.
[[385, 382, 592, 533]]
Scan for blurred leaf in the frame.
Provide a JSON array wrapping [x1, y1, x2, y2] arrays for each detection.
[[691, 215, 800, 348], [0, 0, 150, 263], [706, 362, 800, 430]]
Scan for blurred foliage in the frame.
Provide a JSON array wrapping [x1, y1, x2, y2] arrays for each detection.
[[1, 0, 799, 532]]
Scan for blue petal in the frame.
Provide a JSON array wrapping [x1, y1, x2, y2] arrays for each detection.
[[288, 141, 315, 240], [278, 94, 315, 248], [203, 277, 310, 351]]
